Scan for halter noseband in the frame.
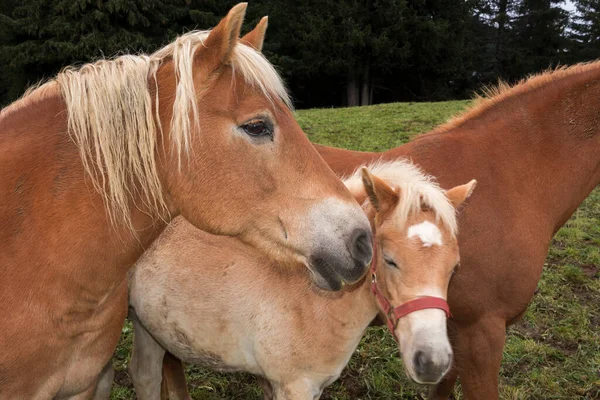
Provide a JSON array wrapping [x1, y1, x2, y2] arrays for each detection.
[[369, 229, 452, 340]]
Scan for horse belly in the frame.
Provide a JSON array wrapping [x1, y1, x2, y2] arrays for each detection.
[[163, 322, 260, 375], [130, 276, 263, 375]]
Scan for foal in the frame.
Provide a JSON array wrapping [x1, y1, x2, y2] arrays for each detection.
[[127, 161, 476, 399], [315, 61, 600, 399]]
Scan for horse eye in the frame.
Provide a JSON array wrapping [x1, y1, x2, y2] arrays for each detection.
[[242, 120, 272, 137], [384, 255, 398, 269]]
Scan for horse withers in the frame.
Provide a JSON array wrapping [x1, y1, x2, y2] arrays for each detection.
[[126, 161, 476, 399], [0, 4, 371, 398]]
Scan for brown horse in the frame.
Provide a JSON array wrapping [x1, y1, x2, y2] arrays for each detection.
[[315, 63, 600, 399], [126, 161, 476, 400], [0, 4, 372, 399]]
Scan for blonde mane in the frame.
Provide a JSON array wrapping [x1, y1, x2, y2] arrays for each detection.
[[439, 60, 600, 132], [3, 30, 291, 231], [343, 160, 458, 236]]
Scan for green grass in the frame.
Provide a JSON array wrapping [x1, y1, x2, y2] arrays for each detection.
[[297, 101, 470, 152], [110, 101, 600, 399]]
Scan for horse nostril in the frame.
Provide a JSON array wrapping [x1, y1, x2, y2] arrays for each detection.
[[350, 228, 372, 264]]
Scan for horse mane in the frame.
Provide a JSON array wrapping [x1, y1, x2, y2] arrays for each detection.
[[3, 30, 291, 231], [343, 160, 458, 236], [439, 60, 600, 132]]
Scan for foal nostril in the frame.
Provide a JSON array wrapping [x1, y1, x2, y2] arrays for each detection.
[[349, 228, 373, 265], [411, 349, 450, 384], [413, 350, 428, 373]]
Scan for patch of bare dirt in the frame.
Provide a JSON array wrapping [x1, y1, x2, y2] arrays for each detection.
[[580, 264, 598, 278]]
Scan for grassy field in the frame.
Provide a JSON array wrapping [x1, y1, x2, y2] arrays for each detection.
[[110, 101, 600, 399]]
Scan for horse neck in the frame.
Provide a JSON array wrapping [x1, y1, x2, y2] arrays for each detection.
[[308, 274, 378, 338], [0, 91, 168, 301], [313, 143, 381, 177], [389, 75, 600, 236]]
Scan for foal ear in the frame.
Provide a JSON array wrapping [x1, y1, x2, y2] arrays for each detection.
[[241, 16, 268, 52], [199, 3, 247, 70], [446, 179, 477, 208], [361, 167, 399, 217]]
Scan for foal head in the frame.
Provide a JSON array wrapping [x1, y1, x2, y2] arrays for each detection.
[[354, 163, 475, 384]]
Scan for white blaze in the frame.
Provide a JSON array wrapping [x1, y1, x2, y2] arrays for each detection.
[[407, 221, 443, 247]]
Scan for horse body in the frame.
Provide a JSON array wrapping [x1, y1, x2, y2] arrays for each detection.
[[0, 90, 150, 398], [0, 5, 372, 398], [315, 63, 600, 399], [128, 161, 476, 399], [129, 218, 374, 400]]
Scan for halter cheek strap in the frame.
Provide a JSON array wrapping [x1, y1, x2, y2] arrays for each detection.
[[370, 232, 452, 339]]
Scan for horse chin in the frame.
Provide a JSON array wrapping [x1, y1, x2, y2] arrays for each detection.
[[307, 261, 344, 291]]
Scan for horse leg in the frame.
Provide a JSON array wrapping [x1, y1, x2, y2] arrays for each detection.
[[272, 380, 317, 400], [61, 359, 115, 400], [129, 310, 166, 400], [160, 351, 191, 400], [256, 376, 274, 400], [427, 365, 458, 400], [92, 359, 115, 400], [452, 317, 506, 400]]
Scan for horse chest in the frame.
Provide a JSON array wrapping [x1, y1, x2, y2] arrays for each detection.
[[51, 280, 128, 398], [62, 286, 127, 394], [0, 286, 127, 399]]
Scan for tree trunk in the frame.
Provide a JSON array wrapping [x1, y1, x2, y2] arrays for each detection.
[[347, 73, 360, 107], [360, 64, 371, 106], [494, 0, 509, 76]]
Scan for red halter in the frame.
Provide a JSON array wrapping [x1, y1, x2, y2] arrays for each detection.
[[370, 231, 452, 340]]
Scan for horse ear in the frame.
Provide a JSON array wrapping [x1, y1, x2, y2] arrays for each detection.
[[198, 3, 247, 71], [361, 167, 399, 218], [241, 16, 268, 52], [446, 179, 477, 208]]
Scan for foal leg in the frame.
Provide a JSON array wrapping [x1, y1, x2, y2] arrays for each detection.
[[160, 351, 191, 400], [129, 311, 166, 400], [452, 317, 507, 400]]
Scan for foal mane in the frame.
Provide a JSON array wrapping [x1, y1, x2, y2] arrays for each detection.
[[343, 160, 458, 236], [4, 31, 291, 231], [439, 60, 600, 132]]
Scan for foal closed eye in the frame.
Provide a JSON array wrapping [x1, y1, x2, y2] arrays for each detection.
[[383, 255, 398, 269]]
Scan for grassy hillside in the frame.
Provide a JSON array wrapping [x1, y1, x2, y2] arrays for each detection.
[[110, 101, 600, 399]]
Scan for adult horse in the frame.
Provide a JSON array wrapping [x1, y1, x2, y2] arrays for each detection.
[[0, 4, 372, 399], [316, 64, 600, 399]]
